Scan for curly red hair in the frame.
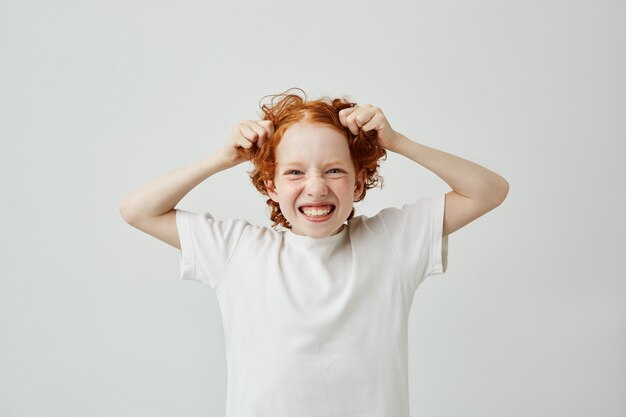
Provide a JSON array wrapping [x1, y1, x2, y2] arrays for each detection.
[[243, 88, 387, 229]]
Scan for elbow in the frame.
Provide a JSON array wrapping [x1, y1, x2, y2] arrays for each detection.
[[483, 176, 509, 207], [118, 197, 136, 224], [493, 178, 509, 206]]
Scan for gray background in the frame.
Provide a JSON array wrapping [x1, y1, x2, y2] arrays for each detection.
[[1, 0, 624, 416]]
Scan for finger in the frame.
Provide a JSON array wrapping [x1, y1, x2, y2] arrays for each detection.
[[244, 120, 269, 147], [238, 137, 255, 149], [237, 138, 254, 150], [346, 108, 374, 136], [340, 106, 361, 135], [239, 124, 258, 148], [354, 106, 378, 127], [255, 120, 274, 147], [338, 106, 357, 128], [258, 119, 275, 137], [360, 112, 384, 132]]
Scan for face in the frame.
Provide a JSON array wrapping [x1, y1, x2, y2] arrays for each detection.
[[265, 122, 365, 238]]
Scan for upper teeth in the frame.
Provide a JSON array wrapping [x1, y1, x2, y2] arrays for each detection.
[[302, 208, 331, 216]]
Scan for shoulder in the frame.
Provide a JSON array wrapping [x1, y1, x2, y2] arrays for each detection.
[[176, 209, 279, 243], [351, 196, 434, 226]]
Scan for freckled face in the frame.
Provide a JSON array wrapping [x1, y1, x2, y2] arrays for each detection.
[[265, 122, 365, 238]]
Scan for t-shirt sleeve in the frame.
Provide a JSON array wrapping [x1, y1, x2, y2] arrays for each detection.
[[377, 194, 449, 290], [175, 208, 249, 289]]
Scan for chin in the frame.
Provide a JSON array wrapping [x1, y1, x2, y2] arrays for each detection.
[[291, 224, 334, 238]]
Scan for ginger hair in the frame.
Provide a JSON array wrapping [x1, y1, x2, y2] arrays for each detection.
[[243, 88, 386, 229]]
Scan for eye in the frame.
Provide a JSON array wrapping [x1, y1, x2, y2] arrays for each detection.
[[326, 168, 344, 174], [285, 170, 303, 175]]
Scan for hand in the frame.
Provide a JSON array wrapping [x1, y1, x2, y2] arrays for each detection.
[[338, 104, 401, 150], [219, 119, 274, 167]]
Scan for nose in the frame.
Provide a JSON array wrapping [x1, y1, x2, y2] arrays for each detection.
[[305, 173, 328, 198]]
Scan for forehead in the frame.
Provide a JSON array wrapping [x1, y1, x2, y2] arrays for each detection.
[[276, 122, 351, 163]]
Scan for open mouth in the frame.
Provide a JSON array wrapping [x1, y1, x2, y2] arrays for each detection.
[[298, 205, 336, 218]]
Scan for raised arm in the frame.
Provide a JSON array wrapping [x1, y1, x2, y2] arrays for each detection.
[[382, 133, 509, 237], [338, 104, 509, 238], [118, 120, 274, 249]]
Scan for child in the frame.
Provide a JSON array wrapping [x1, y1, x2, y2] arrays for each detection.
[[119, 89, 509, 417]]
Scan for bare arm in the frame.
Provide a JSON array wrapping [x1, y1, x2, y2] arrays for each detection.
[[118, 120, 274, 249], [339, 105, 509, 237], [118, 153, 233, 223], [388, 133, 509, 205], [387, 133, 509, 237]]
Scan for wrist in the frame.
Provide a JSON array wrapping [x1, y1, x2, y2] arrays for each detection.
[[214, 148, 243, 170], [385, 131, 411, 153]]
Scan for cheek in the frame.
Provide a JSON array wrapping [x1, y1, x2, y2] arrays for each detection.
[[331, 180, 355, 198], [276, 183, 300, 203]]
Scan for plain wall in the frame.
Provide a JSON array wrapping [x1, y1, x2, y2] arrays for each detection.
[[1, 0, 624, 416]]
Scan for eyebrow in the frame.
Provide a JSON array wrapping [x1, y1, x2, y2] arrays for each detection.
[[281, 160, 348, 167]]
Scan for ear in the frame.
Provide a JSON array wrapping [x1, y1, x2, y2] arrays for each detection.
[[353, 169, 366, 200], [265, 179, 279, 202]]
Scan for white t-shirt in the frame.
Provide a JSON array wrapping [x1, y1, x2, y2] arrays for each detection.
[[176, 194, 449, 417]]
